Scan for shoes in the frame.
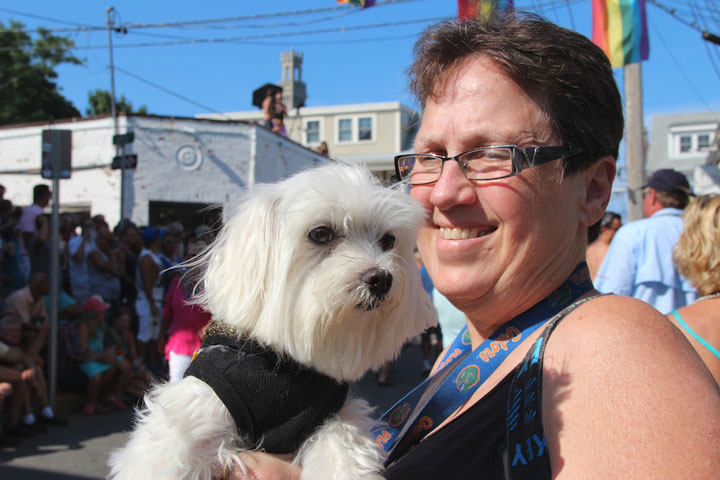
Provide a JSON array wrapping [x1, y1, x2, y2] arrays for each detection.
[[24, 422, 47, 433], [0, 433, 21, 447], [38, 414, 68, 426], [5, 424, 36, 438]]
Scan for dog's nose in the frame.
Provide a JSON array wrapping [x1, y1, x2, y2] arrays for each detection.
[[362, 268, 393, 298]]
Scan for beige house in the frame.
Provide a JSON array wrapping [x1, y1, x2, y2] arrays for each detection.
[[198, 50, 420, 184], [199, 101, 419, 183]]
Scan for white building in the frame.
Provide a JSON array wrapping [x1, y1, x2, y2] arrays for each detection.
[[646, 111, 720, 195], [0, 114, 325, 230]]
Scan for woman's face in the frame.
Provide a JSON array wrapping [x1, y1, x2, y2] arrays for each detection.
[[411, 56, 588, 324], [114, 313, 130, 333]]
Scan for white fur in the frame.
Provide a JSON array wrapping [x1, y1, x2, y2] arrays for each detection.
[[108, 163, 436, 480]]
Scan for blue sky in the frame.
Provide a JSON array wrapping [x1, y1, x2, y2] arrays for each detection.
[[2, 0, 719, 123]]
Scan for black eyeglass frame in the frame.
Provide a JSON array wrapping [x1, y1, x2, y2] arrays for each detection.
[[394, 144, 583, 185]]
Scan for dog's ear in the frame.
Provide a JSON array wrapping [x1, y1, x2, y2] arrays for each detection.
[[196, 186, 281, 332]]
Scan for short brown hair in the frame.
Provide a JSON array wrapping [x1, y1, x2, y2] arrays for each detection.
[[408, 12, 623, 175], [673, 195, 720, 296], [654, 188, 690, 210]]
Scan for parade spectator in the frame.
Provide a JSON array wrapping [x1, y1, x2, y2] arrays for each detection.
[[0, 340, 34, 440], [135, 226, 166, 376], [271, 91, 287, 136], [18, 185, 51, 281], [432, 289, 466, 350], [158, 230, 181, 296], [77, 296, 129, 416], [668, 194, 720, 385], [5, 272, 50, 328], [114, 219, 141, 315], [1, 201, 26, 296], [87, 229, 121, 308], [107, 306, 152, 399], [261, 87, 276, 130], [0, 315, 65, 431], [416, 250, 442, 376], [29, 213, 50, 276], [586, 210, 621, 280], [67, 218, 94, 303], [595, 169, 697, 313], [159, 246, 211, 383]]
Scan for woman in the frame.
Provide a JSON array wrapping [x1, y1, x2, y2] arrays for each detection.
[[669, 194, 720, 385], [158, 244, 211, 383], [234, 13, 720, 479], [77, 296, 129, 415]]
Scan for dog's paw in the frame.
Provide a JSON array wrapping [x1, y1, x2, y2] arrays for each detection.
[[298, 398, 386, 480]]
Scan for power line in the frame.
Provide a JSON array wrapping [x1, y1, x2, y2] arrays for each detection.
[[0, 0, 415, 34], [0, 16, 446, 51], [648, 15, 715, 107], [112, 65, 233, 119]]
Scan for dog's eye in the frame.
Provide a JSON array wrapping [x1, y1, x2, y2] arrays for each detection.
[[308, 226, 334, 244], [379, 232, 395, 251]]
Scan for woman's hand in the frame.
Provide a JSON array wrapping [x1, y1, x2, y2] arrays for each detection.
[[226, 452, 301, 480]]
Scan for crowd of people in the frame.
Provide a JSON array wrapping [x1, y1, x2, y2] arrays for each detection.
[[0, 183, 214, 447], [2, 11, 720, 477]]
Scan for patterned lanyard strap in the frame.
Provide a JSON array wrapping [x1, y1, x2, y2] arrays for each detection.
[[373, 262, 593, 463]]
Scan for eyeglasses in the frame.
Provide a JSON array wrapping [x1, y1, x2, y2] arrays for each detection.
[[394, 144, 583, 185]]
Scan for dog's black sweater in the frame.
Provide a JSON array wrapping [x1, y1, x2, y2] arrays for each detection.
[[184, 322, 349, 453]]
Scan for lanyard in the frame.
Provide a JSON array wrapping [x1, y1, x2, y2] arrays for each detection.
[[373, 262, 593, 463]]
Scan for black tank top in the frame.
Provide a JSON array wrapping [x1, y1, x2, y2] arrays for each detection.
[[383, 367, 517, 480]]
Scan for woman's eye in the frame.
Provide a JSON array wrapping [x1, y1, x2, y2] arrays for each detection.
[[379, 232, 395, 251], [308, 226, 334, 244]]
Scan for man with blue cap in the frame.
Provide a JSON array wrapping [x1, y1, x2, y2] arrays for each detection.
[[595, 169, 697, 313]]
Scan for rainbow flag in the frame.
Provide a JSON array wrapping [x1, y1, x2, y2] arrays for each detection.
[[337, 0, 375, 7], [458, 0, 513, 20], [592, 0, 649, 68]]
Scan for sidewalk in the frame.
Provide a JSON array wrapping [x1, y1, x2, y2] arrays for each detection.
[[0, 343, 430, 479]]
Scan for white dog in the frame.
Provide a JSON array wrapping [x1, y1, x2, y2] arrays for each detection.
[[108, 162, 436, 480]]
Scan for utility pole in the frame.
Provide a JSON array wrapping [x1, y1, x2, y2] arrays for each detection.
[[625, 62, 645, 222], [106, 6, 124, 220]]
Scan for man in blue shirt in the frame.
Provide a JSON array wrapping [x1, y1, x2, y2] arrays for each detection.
[[595, 169, 697, 314]]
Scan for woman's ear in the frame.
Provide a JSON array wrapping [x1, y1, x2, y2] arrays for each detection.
[[580, 156, 616, 228]]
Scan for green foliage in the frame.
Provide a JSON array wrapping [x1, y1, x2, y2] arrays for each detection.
[[0, 20, 83, 125], [86, 89, 148, 116]]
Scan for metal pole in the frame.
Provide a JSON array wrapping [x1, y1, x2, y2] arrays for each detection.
[[107, 6, 124, 220], [624, 62, 645, 222], [48, 139, 61, 407]]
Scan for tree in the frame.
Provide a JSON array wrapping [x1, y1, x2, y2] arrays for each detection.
[[0, 20, 82, 125], [86, 89, 148, 116]]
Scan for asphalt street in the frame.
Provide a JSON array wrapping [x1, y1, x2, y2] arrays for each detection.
[[0, 343, 429, 479]]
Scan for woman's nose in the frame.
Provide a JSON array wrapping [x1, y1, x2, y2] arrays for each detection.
[[429, 158, 476, 209]]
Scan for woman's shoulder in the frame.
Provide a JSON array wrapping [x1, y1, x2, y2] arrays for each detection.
[[540, 294, 720, 477]]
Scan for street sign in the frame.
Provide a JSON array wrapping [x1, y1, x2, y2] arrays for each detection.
[[112, 154, 138, 169], [41, 130, 72, 179], [113, 131, 135, 145]]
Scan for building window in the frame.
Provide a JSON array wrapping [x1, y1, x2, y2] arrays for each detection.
[[698, 134, 711, 151], [338, 118, 353, 142], [306, 120, 320, 144], [358, 117, 373, 141], [679, 135, 692, 153]]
